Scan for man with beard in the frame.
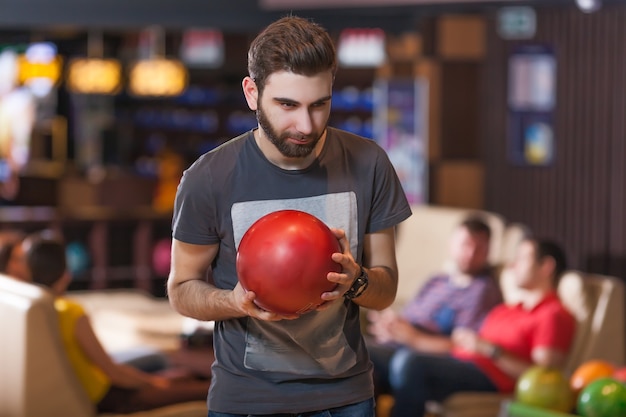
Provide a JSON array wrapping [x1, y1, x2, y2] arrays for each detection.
[[167, 15, 412, 417]]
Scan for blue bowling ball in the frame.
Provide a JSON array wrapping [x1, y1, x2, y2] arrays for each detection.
[[66, 241, 90, 276]]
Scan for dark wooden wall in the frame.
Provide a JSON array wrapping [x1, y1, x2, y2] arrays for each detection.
[[482, 4, 626, 277]]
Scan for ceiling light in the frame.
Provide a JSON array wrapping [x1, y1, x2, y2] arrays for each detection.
[[576, 0, 602, 13], [66, 31, 122, 95], [128, 58, 188, 97], [128, 26, 188, 97], [67, 58, 122, 95]]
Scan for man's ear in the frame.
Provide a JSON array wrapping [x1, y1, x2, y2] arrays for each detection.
[[540, 256, 556, 283], [242, 76, 259, 111]]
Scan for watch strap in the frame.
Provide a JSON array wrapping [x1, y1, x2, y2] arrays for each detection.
[[344, 265, 369, 300]]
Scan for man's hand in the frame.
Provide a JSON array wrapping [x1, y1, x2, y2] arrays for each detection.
[[231, 282, 299, 321], [452, 327, 487, 354], [367, 309, 421, 346], [319, 228, 360, 306]]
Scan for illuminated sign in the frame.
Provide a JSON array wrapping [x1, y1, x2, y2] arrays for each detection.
[[17, 42, 62, 97], [180, 29, 224, 68], [337, 28, 386, 68]]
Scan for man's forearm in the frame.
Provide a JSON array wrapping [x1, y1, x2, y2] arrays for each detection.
[[350, 265, 397, 311], [168, 278, 242, 322]]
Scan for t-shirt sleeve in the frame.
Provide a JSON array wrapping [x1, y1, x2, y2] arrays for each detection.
[[172, 160, 219, 245], [532, 305, 576, 353], [368, 147, 412, 233], [55, 298, 87, 328]]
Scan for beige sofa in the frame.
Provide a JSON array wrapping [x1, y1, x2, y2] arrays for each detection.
[[376, 204, 626, 417], [0, 274, 207, 417], [66, 288, 190, 354]]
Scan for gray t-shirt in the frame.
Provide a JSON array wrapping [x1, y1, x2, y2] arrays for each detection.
[[172, 127, 411, 414]]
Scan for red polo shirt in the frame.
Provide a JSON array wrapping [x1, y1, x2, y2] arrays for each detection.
[[452, 292, 576, 392]]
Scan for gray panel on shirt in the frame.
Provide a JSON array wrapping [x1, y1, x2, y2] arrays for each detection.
[[231, 192, 358, 377]]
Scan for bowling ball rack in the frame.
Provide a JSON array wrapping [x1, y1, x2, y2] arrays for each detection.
[[502, 400, 578, 417]]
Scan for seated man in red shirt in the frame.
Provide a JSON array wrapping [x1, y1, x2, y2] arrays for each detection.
[[383, 237, 576, 417]]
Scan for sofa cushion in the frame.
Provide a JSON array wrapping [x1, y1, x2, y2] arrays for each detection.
[[394, 205, 507, 307], [0, 274, 96, 417]]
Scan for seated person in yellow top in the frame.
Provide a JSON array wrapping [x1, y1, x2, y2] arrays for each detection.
[[21, 231, 210, 414], [4, 229, 169, 373]]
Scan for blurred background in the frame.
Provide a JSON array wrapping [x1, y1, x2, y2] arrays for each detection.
[[0, 0, 623, 295]]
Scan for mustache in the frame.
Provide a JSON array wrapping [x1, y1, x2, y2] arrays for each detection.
[[281, 131, 311, 141]]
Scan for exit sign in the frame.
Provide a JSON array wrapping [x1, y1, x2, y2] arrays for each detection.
[[497, 6, 537, 40]]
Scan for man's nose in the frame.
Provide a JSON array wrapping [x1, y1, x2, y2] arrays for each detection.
[[294, 109, 313, 135]]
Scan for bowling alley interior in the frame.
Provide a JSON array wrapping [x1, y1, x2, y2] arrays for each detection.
[[2, 0, 626, 416]]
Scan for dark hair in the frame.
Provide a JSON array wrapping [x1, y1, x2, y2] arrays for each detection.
[[460, 215, 491, 240], [247, 15, 337, 95], [527, 238, 568, 284], [24, 233, 67, 288]]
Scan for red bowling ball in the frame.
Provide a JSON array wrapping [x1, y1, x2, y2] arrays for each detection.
[[236, 210, 341, 315]]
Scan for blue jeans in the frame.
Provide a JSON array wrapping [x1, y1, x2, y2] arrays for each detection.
[[386, 348, 497, 417], [208, 398, 375, 417]]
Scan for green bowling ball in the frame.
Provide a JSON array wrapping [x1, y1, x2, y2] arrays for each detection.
[[577, 377, 626, 417]]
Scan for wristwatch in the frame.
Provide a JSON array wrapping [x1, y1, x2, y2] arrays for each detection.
[[487, 343, 503, 360], [344, 265, 369, 300]]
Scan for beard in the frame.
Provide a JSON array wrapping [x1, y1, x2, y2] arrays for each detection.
[[256, 104, 323, 159]]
